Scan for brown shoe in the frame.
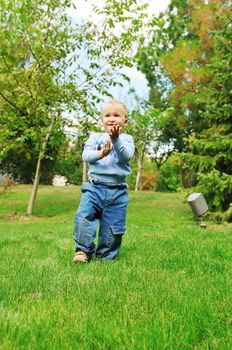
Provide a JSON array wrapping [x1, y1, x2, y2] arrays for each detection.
[[73, 251, 90, 263]]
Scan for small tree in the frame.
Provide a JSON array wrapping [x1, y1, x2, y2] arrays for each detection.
[[126, 93, 154, 191], [149, 140, 173, 191]]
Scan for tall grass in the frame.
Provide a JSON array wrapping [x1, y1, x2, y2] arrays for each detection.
[[0, 185, 232, 349]]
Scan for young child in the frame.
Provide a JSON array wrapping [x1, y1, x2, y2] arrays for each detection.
[[73, 99, 134, 263]]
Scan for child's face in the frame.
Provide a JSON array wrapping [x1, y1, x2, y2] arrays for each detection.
[[102, 103, 128, 133]]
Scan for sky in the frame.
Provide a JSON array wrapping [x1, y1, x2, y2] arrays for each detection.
[[71, 0, 171, 22], [69, 0, 171, 102]]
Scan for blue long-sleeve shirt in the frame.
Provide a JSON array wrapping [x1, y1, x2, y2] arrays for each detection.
[[83, 132, 134, 183]]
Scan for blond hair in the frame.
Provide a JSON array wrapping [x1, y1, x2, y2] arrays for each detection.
[[102, 99, 128, 117]]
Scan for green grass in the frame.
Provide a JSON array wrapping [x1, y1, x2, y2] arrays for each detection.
[[0, 185, 232, 350]]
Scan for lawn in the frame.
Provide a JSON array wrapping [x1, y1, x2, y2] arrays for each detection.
[[0, 185, 232, 349]]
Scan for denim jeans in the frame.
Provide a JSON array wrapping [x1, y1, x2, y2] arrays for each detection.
[[73, 182, 129, 260]]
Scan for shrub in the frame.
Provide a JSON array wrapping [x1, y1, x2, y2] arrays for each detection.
[[158, 157, 181, 192]]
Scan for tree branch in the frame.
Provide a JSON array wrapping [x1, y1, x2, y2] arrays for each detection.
[[21, 26, 43, 71], [0, 91, 26, 115], [1, 57, 34, 99]]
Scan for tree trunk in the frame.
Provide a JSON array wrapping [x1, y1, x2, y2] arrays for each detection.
[[27, 121, 54, 216], [135, 156, 142, 191], [27, 154, 42, 216], [181, 167, 188, 189], [154, 155, 170, 191], [180, 162, 197, 188], [82, 161, 87, 182], [156, 166, 161, 191]]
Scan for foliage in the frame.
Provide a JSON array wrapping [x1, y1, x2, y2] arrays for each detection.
[[0, 146, 38, 184], [137, 0, 230, 151], [136, 0, 194, 152], [126, 89, 177, 191], [158, 155, 181, 192], [127, 156, 154, 190], [197, 170, 232, 212], [0, 0, 158, 214], [127, 100, 155, 190], [55, 140, 83, 185], [0, 127, 66, 184], [137, 0, 231, 218], [182, 11, 232, 214]]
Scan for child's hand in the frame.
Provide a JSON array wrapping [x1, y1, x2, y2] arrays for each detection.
[[98, 140, 112, 159], [109, 125, 121, 140]]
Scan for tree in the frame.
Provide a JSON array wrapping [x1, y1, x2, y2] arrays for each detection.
[[136, 0, 193, 153], [182, 13, 232, 216], [126, 91, 151, 191], [128, 108, 155, 191], [0, 0, 84, 215], [137, 0, 231, 217], [127, 88, 176, 191], [136, 0, 227, 153], [157, 0, 232, 215], [0, 0, 157, 215], [146, 107, 175, 191]]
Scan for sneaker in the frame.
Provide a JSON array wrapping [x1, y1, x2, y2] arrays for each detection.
[[73, 251, 90, 263]]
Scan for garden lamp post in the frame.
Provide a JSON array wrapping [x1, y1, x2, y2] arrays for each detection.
[[187, 193, 208, 228]]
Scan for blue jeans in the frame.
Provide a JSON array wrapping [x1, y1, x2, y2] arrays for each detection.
[[73, 182, 128, 260]]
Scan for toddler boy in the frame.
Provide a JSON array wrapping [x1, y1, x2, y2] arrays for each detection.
[[73, 99, 134, 263]]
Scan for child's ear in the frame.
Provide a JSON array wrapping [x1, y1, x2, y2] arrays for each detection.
[[124, 117, 128, 125]]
